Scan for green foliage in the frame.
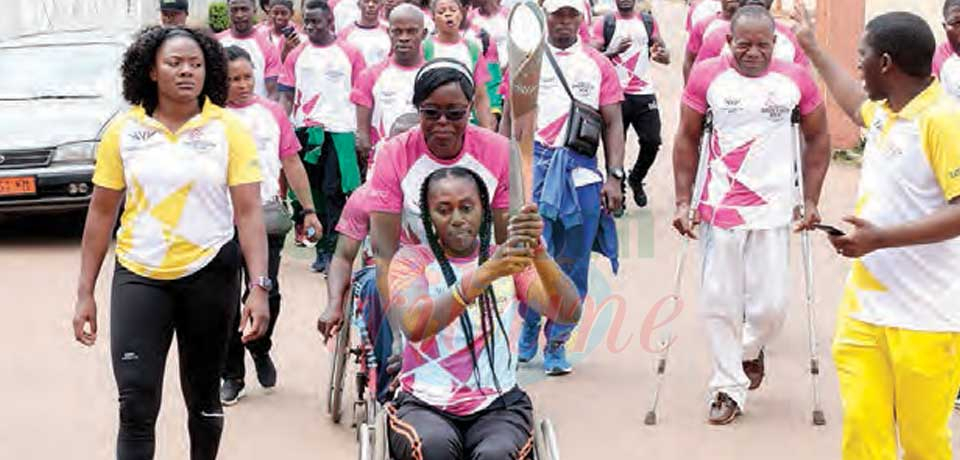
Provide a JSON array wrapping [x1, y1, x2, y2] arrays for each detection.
[[208, 1, 230, 33]]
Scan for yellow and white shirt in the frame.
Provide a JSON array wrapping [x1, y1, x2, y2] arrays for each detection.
[[93, 101, 262, 281], [842, 81, 960, 332]]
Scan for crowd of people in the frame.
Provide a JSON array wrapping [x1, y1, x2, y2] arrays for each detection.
[[67, 0, 960, 458]]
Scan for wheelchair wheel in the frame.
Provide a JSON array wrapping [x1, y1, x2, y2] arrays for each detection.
[[533, 418, 560, 460], [327, 295, 355, 423]]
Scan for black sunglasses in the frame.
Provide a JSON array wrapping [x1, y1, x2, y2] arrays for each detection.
[[419, 106, 470, 121]]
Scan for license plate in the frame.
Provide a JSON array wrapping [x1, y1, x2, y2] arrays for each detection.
[[0, 176, 36, 196]]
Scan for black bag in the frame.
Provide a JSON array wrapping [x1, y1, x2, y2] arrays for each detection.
[[545, 47, 604, 158], [602, 12, 656, 51]]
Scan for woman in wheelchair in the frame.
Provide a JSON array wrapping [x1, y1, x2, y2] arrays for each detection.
[[385, 166, 582, 459]]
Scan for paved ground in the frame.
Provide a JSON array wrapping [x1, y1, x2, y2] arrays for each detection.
[[3, 1, 959, 458]]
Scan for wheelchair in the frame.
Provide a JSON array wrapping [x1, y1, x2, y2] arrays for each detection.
[[326, 270, 562, 460], [327, 266, 384, 441], [357, 405, 561, 460]]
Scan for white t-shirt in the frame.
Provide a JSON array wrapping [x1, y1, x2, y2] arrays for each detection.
[[350, 58, 423, 146], [592, 12, 660, 96], [468, 7, 509, 68], [331, 0, 361, 34], [339, 23, 392, 67], [683, 55, 823, 230], [934, 41, 960, 99], [279, 39, 367, 132], [227, 96, 302, 203], [686, 0, 721, 31], [217, 29, 282, 98], [845, 82, 960, 332]]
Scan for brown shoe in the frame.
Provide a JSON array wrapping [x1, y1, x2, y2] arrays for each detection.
[[708, 392, 741, 425], [743, 350, 765, 390]]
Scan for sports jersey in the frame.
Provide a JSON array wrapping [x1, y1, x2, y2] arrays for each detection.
[[843, 81, 960, 332], [217, 29, 282, 98], [339, 23, 392, 66], [367, 125, 511, 246], [516, 39, 623, 148], [92, 101, 262, 280], [279, 38, 366, 132], [682, 55, 823, 230], [227, 96, 301, 204], [350, 58, 423, 146], [695, 19, 809, 67], [591, 11, 660, 96], [390, 244, 537, 415], [422, 37, 492, 88], [933, 41, 960, 98], [258, 22, 303, 53], [686, 0, 721, 31]]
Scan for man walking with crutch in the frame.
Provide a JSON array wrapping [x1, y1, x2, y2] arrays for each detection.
[[793, 4, 960, 458], [672, 5, 829, 424]]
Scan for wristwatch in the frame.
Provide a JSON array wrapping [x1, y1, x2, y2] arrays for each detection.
[[302, 208, 316, 217], [250, 276, 273, 293], [608, 167, 626, 181]]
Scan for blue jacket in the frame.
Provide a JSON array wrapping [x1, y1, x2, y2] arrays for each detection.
[[532, 142, 620, 274]]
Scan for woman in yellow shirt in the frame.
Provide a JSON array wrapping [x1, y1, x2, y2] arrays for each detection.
[[71, 26, 270, 460]]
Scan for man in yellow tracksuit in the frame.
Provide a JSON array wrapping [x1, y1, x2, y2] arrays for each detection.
[[793, 6, 960, 459]]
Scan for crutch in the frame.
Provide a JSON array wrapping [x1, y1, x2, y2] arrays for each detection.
[[644, 111, 713, 425], [792, 108, 826, 426]]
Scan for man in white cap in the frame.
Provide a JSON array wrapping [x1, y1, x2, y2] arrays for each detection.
[[500, 0, 625, 377]]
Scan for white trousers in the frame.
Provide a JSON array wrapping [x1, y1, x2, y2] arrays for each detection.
[[700, 225, 790, 409]]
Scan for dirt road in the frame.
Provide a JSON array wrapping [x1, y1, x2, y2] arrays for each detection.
[[2, 1, 958, 458]]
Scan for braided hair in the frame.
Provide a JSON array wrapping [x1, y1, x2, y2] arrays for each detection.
[[418, 166, 511, 393]]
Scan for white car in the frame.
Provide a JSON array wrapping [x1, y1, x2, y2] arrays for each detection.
[[0, 29, 130, 214]]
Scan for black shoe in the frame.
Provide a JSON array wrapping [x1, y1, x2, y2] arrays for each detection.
[[630, 182, 648, 208], [254, 353, 277, 388], [743, 349, 765, 391], [220, 378, 245, 406]]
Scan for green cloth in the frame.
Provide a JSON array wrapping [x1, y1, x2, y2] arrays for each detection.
[[302, 126, 361, 194]]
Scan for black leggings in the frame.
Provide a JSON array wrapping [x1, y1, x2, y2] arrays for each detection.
[[110, 241, 241, 460], [388, 387, 534, 460], [292, 128, 347, 257]]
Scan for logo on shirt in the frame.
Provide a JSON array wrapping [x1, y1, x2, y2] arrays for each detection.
[[129, 130, 157, 143], [720, 97, 742, 114], [183, 128, 217, 153], [949, 167, 960, 179], [325, 68, 347, 81], [760, 93, 791, 122], [571, 81, 596, 99]]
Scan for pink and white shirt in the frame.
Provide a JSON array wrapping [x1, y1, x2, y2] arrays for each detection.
[[686, 15, 726, 58], [279, 39, 366, 132], [592, 12, 660, 96], [686, 0, 721, 31], [695, 19, 809, 67], [367, 125, 511, 246], [227, 96, 302, 204], [350, 58, 424, 147], [468, 7, 510, 68], [217, 29, 282, 98], [339, 23, 392, 66], [934, 41, 960, 98], [425, 37, 492, 88], [330, 0, 361, 34], [518, 40, 623, 148], [682, 56, 823, 230], [336, 184, 376, 265], [390, 244, 536, 415]]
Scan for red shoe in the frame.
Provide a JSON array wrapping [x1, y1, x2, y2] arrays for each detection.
[[294, 223, 306, 247]]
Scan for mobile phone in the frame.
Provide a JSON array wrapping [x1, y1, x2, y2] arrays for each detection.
[[282, 26, 296, 38], [813, 224, 845, 237]]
